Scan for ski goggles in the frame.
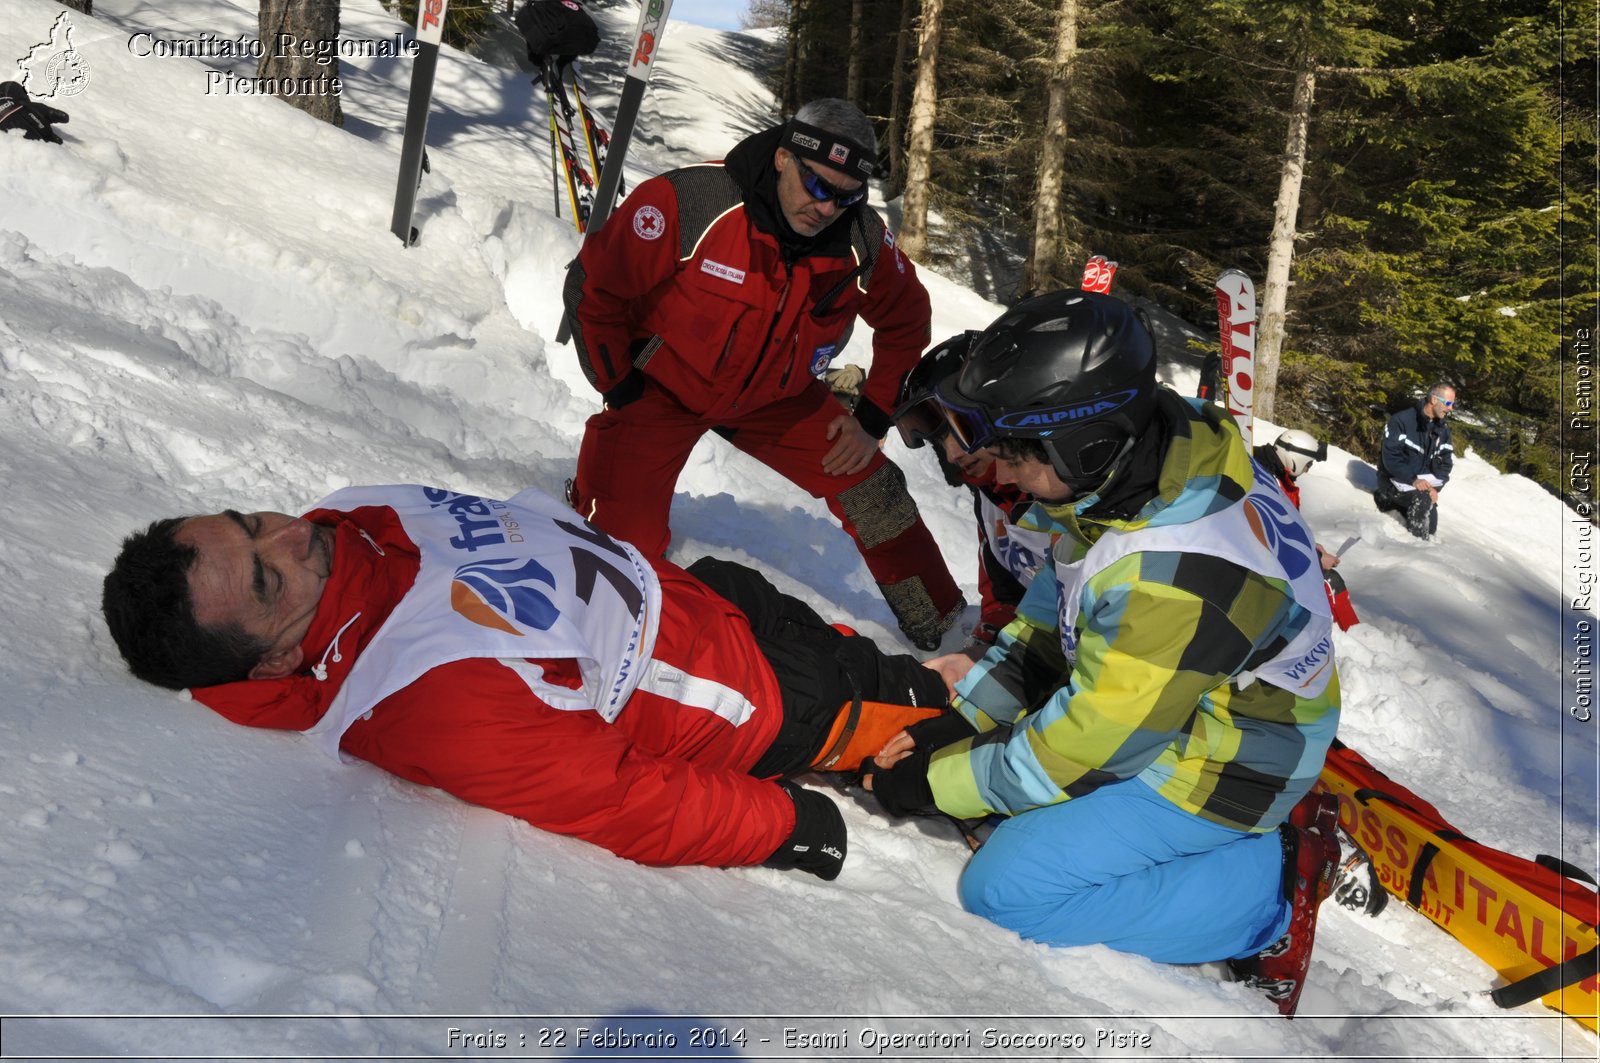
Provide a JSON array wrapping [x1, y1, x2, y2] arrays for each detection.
[[892, 395, 951, 450], [793, 156, 867, 208]]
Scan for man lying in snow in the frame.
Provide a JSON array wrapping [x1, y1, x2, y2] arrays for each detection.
[[100, 484, 949, 879]]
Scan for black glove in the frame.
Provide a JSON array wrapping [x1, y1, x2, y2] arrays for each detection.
[[866, 746, 937, 818], [602, 368, 646, 410], [0, 83, 68, 145], [904, 710, 979, 753], [762, 783, 847, 881]]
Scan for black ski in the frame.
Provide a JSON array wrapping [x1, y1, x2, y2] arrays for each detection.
[[587, 0, 671, 234], [390, 0, 450, 247]]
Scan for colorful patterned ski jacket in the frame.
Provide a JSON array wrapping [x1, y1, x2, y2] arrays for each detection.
[[928, 393, 1341, 832]]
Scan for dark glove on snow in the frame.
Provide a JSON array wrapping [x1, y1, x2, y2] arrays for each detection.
[[763, 783, 847, 881], [866, 746, 937, 818], [602, 368, 646, 410], [904, 710, 979, 753], [0, 82, 67, 144]]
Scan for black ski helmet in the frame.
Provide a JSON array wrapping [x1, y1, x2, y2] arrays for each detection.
[[892, 330, 979, 449], [935, 290, 1157, 489]]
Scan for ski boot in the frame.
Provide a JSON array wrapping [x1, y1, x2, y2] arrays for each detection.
[[1228, 792, 1340, 1017]]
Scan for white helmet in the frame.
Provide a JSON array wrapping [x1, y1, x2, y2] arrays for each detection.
[[1274, 429, 1323, 478]]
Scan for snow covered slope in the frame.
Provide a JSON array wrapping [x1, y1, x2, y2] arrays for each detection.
[[0, 0, 1594, 1058]]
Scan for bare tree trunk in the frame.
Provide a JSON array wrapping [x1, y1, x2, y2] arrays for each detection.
[[1255, 65, 1316, 422], [898, 0, 944, 263], [885, 0, 916, 198], [257, 0, 344, 126], [781, 0, 803, 116], [846, 0, 864, 105], [1020, 0, 1079, 297]]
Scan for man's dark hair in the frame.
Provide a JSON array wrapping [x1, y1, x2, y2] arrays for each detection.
[[993, 437, 1049, 464], [101, 517, 268, 690]]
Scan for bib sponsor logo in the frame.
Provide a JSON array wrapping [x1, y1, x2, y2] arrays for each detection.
[[424, 487, 524, 553], [632, 204, 665, 240], [1056, 579, 1078, 664], [700, 259, 746, 284], [451, 558, 559, 634], [1240, 472, 1319, 580]]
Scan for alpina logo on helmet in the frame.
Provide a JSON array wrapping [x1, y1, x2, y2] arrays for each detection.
[[995, 388, 1138, 431], [451, 557, 561, 634]]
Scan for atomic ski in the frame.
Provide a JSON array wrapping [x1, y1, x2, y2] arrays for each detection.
[[390, 0, 450, 246], [544, 58, 596, 233], [1215, 269, 1257, 445]]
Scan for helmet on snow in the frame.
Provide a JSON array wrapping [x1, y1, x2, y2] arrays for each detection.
[[893, 331, 978, 449], [1274, 428, 1326, 479], [933, 290, 1157, 491]]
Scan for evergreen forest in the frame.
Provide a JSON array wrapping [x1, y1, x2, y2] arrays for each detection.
[[757, 0, 1596, 504]]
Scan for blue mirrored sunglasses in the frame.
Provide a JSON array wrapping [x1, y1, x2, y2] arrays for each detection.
[[793, 155, 867, 207], [1432, 394, 1455, 407]]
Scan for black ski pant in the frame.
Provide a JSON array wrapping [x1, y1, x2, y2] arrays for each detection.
[[1374, 479, 1438, 538], [685, 557, 949, 778]]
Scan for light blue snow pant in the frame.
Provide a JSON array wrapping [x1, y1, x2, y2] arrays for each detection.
[[957, 779, 1291, 963]]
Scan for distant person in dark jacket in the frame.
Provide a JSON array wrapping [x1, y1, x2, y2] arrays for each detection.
[[1374, 384, 1456, 539]]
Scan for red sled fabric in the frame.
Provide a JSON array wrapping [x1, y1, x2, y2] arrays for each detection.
[[1317, 741, 1599, 1029]]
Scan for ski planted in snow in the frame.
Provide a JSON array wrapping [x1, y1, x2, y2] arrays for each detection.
[[390, 0, 449, 247], [570, 60, 623, 208], [555, 0, 673, 343], [587, 0, 672, 235], [1080, 254, 1118, 294], [544, 57, 596, 233], [1214, 269, 1257, 445]]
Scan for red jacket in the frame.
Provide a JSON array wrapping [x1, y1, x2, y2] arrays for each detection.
[[191, 504, 795, 869], [566, 127, 931, 431]]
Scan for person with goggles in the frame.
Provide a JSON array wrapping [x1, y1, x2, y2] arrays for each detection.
[[563, 97, 965, 652], [863, 290, 1344, 1017], [892, 332, 1055, 652]]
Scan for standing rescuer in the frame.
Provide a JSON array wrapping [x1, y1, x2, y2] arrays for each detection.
[[562, 98, 964, 651]]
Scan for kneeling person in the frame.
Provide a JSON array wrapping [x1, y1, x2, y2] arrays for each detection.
[[866, 292, 1343, 1016], [101, 484, 948, 879]]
